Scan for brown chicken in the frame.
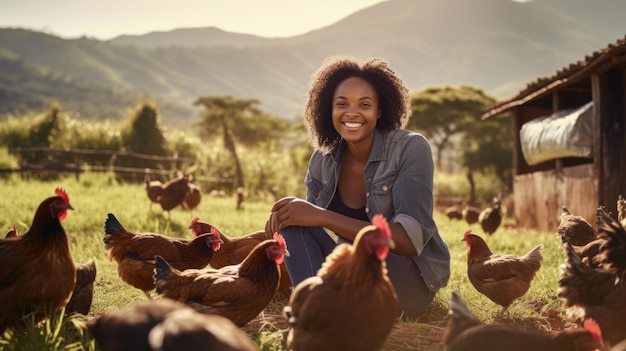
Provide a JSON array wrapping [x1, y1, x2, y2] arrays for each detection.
[[595, 206, 626, 278], [103, 213, 222, 300], [181, 183, 202, 210], [283, 214, 398, 351], [154, 232, 288, 327], [445, 292, 603, 351], [462, 205, 481, 225], [66, 259, 97, 315], [444, 205, 463, 220], [159, 172, 191, 213], [188, 217, 292, 294], [478, 195, 503, 236], [558, 241, 626, 347], [88, 299, 258, 351], [236, 186, 245, 210], [0, 188, 76, 333], [558, 205, 597, 246], [462, 230, 543, 315], [145, 174, 164, 211]]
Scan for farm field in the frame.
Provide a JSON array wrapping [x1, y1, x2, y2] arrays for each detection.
[[0, 173, 574, 351]]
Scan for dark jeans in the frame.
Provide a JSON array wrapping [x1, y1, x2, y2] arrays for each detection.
[[281, 225, 435, 318]]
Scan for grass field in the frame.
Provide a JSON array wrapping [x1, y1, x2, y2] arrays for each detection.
[[0, 172, 573, 350]]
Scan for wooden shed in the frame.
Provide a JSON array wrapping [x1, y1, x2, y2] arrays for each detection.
[[482, 35, 626, 231]]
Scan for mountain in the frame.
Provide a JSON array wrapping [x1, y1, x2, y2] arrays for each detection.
[[1, 0, 625, 124], [110, 26, 274, 48], [0, 48, 196, 123]]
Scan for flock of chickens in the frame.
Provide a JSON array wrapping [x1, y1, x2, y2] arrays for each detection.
[[2, 186, 626, 351], [145, 172, 203, 215]]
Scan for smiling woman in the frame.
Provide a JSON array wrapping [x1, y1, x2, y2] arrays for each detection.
[[265, 55, 451, 319], [0, 0, 387, 39]]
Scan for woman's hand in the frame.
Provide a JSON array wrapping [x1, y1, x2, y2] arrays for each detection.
[[266, 196, 324, 232]]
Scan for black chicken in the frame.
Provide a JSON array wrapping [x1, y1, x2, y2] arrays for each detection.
[[478, 195, 502, 235]]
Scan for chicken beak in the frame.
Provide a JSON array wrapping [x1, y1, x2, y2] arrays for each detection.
[[67, 203, 74, 211], [386, 238, 396, 250], [283, 249, 291, 257]]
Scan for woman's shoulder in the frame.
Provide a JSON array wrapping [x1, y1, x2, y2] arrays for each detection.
[[384, 129, 430, 147]]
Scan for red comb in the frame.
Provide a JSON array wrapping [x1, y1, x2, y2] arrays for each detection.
[[189, 216, 200, 226], [210, 226, 221, 238], [583, 319, 602, 342], [273, 232, 287, 250], [372, 214, 391, 239], [463, 229, 473, 239], [55, 187, 69, 203]]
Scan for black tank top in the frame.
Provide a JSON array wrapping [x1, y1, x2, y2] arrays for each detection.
[[328, 192, 369, 222]]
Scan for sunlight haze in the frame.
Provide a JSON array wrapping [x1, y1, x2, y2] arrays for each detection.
[[0, 0, 388, 40]]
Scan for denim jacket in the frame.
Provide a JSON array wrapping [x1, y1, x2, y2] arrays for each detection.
[[305, 129, 451, 292]]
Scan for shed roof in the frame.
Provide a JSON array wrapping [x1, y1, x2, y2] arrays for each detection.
[[481, 34, 626, 120]]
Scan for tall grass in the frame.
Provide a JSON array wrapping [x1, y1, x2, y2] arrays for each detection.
[[0, 172, 569, 350]]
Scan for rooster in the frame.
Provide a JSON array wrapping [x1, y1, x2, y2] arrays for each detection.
[[0, 188, 76, 333], [66, 259, 97, 315], [462, 230, 543, 316], [103, 213, 222, 300], [188, 217, 292, 294], [445, 292, 603, 351], [88, 299, 258, 351], [283, 214, 398, 351], [153, 232, 288, 327]]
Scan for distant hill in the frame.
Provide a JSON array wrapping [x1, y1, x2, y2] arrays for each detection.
[[0, 48, 195, 123], [1, 0, 625, 124], [109, 26, 274, 48]]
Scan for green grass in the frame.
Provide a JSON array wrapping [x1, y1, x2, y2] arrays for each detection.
[[0, 172, 570, 350]]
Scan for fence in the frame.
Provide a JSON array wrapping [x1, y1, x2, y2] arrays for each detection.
[[1, 146, 197, 181]]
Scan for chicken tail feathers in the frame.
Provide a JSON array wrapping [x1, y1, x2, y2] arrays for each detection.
[[104, 213, 125, 235], [154, 255, 173, 295], [445, 292, 482, 346], [558, 241, 608, 307], [449, 292, 477, 321], [521, 244, 544, 269], [596, 206, 626, 278]]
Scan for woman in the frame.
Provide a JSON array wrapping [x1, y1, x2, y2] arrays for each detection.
[[266, 56, 450, 318]]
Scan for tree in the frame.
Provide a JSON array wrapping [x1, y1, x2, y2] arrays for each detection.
[[123, 102, 167, 156], [194, 96, 267, 189], [409, 85, 495, 170], [409, 85, 511, 204]]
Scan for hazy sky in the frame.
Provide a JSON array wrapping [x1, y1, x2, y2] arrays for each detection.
[[0, 0, 388, 40]]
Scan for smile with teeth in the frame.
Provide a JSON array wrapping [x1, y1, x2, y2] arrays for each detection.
[[343, 122, 364, 128]]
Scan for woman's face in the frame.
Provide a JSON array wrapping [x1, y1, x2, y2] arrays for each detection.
[[332, 76, 381, 146]]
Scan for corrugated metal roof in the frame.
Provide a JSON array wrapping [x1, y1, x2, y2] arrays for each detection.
[[482, 34, 626, 119]]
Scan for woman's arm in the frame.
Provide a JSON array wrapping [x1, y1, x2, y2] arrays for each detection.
[[266, 196, 417, 256]]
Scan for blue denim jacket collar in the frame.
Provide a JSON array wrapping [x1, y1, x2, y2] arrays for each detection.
[[329, 129, 386, 164]]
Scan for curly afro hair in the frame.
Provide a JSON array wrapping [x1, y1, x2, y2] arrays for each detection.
[[302, 55, 411, 152]]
